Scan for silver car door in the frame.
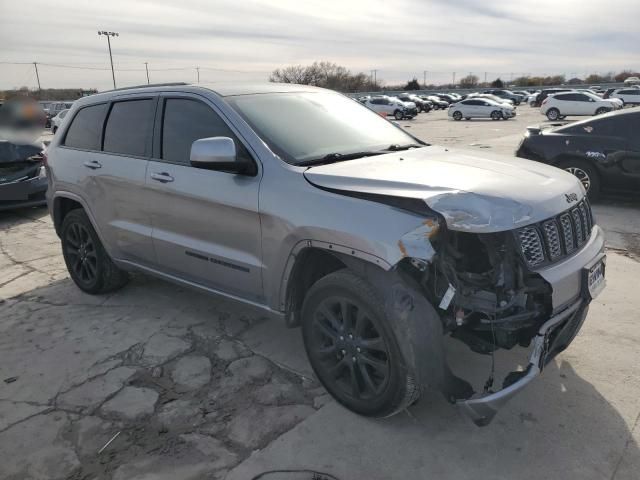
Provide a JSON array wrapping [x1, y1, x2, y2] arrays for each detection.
[[145, 93, 263, 302]]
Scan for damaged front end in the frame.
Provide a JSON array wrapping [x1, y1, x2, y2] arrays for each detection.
[[0, 140, 47, 211], [398, 220, 593, 426]]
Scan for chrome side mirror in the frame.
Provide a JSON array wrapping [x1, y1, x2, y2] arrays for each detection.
[[190, 137, 251, 174]]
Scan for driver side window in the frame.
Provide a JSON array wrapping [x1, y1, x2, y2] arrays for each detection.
[[160, 98, 250, 166]]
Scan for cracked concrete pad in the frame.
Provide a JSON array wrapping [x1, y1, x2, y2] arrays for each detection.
[[57, 367, 137, 411], [0, 399, 50, 431], [227, 405, 315, 449], [227, 355, 272, 385], [0, 411, 80, 480], [71, 415, 119, 457], [112, 456, 220, 480], [101, 386, 158, 420], [141, 333, 191, 366], [254, 380, 306, 406], [171, 355, 212, 391], [213, 339, 251, 362], [156, 398, 203, 430], [313, 394, 333, 410], [180, 433, 239, 469]]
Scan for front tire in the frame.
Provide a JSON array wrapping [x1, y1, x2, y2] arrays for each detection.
[[452, 111, 463, 121], [301, 270, 419, 417], [490, 110, 502, 120], [595, 107, 610, 115], [546, 108, 560, 121], [557, 159, 601, 201], [61, 209, 129, 294]]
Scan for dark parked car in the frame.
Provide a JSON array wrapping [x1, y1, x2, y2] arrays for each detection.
[[397, 93, 432, 113], [532, 88, 574, 107], [516, 108, 640, 199], [422, 95, 448, 109], [0, 139, 47, 211], [483, 89, 523, 105]]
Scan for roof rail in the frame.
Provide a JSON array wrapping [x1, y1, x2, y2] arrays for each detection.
[[105, 82, 190, 93]]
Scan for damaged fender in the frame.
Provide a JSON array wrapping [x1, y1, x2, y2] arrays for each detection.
[[344, 259, 468, 405]]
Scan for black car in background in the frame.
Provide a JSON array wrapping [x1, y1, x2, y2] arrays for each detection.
[[532, 88, 574, 107], [516, 108, 640, 200]]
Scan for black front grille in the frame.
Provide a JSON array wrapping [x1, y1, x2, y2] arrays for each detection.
[[515, 199, 593, 268]]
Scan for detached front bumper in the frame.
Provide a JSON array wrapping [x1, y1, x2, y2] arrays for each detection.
[[457, 226, 605, 426], [458, 299, 588, 426]]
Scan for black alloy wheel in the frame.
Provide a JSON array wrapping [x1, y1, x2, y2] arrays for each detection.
[[65, 222, 98, 287], [301, 270, 419, 417]]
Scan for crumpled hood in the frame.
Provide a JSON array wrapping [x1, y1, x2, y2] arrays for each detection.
[[303, 145, 584, 232]]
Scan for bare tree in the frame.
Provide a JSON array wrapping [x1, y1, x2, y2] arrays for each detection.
[[269, 61, 372, 92]]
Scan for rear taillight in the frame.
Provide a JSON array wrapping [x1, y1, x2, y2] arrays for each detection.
[[542, 98, 548, 105]]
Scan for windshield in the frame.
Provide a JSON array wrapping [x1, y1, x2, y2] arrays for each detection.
[[226, 91, 418, 165]]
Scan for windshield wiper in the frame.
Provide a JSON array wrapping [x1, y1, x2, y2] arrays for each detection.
[[386, 143, 424, 151], [297, 151, 387, 167]]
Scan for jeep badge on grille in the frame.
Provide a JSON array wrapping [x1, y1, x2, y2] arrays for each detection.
[[565, 193, 579, 203]]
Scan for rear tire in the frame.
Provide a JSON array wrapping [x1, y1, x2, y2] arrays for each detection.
[[394, 110, 404, 121], [61, 209, 129, 294], [546, 108, 560, 121], [557, 158, 601, 201], [301, 270, 419, 417]]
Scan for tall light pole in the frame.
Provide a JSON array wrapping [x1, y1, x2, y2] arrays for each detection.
[[33, 62, 41, 91], [144, 62, 150, 84], [98, 31, 119, 89], [423, 70, 427, 88]]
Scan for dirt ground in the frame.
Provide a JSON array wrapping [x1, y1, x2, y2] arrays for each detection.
[[1, 106, 638, 480]]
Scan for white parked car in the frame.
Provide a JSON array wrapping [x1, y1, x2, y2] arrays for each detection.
[[449, 98, 515, 121], [610, 88, 640, 105], [541, 92, 623, 120], [467, 93, 514, 107], [51, 109, 70, 133], [364, 96, 416, 120]]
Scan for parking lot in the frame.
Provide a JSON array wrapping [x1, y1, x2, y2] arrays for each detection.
[[1, 105, 639, 480]]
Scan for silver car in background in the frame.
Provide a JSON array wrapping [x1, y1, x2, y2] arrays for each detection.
[[46, 83, 605, 425]]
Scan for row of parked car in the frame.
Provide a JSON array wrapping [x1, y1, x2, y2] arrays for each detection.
[[39, 101, 74, 129], [357, 92, 461, 119]]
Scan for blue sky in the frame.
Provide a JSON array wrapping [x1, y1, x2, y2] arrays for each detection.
[[1, 0, 638, 90]]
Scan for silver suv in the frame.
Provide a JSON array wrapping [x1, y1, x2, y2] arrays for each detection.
[[46, 83, 606, 425]]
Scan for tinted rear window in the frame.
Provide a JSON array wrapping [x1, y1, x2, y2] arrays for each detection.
[[103, 99, 154, 157], [63, 103, 108, 150]]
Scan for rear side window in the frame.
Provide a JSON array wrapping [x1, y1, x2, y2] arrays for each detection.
[[63, 103, 108, 150], [103, 99, 154, 157], [161, 98, 248, 165]]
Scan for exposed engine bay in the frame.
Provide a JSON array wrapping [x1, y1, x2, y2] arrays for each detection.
[[406, 230, 552, 353]]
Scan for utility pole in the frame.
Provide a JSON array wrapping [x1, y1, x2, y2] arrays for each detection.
[[452, 72, 456, 86], [33, 62, 41, 91], [196, 66, 200, 83], [484, 72, 487, 85], [144, 62, 150, 84], [98, 31, 119, 89], [372, 69, 377, 86], [423, 70, 427, 88]]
